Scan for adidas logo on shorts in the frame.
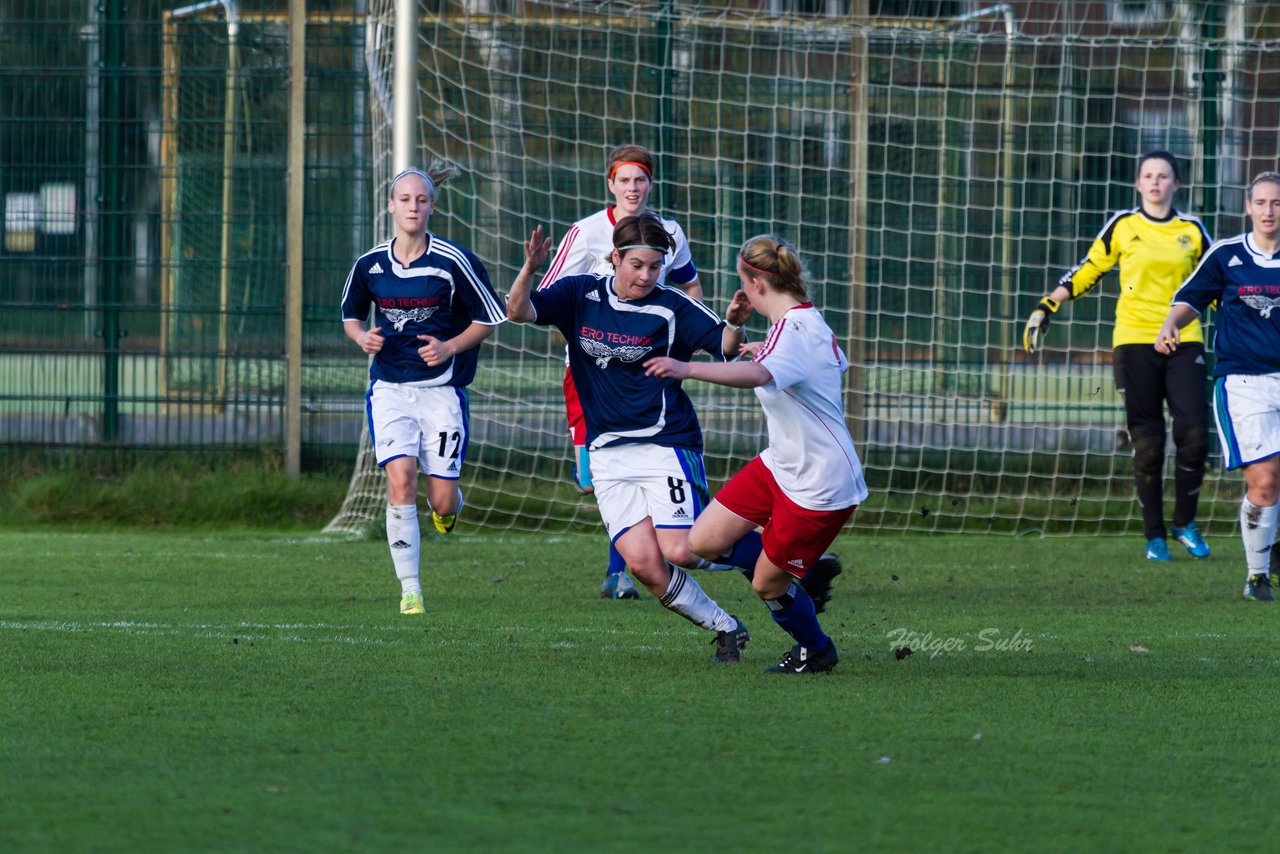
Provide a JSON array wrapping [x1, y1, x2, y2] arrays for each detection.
[[672, 507, 689, 519], [788, 558, 805, 569]]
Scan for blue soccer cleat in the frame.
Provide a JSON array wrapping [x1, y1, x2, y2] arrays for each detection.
[[1171, 522, 1210, 559], [600, 572, 640, 600], [1145, 537, 1171, 562]]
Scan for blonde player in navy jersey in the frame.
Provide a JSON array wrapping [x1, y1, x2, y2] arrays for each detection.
[[509, 211, 763, 663], [538, 144, 703, 601], [341, 164, 506, 615], [645, 234, 867, 674], [1157, 171, 1280, 602], [1024, 150, 1213, 563]]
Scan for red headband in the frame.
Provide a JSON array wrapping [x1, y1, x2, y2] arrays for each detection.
[[738, 254, 776, 276], [609, 160, 653, 180]]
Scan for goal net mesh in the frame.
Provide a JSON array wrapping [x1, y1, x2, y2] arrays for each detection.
[[328, 1, 1280, 538]]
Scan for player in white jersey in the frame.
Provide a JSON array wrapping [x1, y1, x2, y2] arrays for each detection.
[[537, 144, 703, 601], [1157, 171, 1280, 602], [645, 234, 868, 674], [510, 211, 764, 664], [341, 164, 506, 616]]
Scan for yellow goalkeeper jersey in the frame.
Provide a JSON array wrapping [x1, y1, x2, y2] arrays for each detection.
[[1059, 208, 1211, 347]]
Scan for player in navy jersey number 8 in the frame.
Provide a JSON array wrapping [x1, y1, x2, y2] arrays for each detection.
[[645, 235, 868, 674], [508, 211, 770, 664], [1157, 171, 1280, 602], [537, 144, 705, 602], [341, 164, 507, 616]]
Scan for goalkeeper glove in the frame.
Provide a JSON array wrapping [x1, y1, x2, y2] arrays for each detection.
[[1023, 296, 1061, 354]]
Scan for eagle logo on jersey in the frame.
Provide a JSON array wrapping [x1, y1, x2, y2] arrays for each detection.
[[1241, 293, 1280, 319], [579, 336, 650, 369], [383, 305, 439, 331]]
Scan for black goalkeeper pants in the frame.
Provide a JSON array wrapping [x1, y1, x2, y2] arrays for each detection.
[[1113, 343, 1209, 541]]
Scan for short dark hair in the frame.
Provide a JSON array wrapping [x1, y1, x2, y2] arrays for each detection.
[[1138, 150, 1181, 182], [611, 211, 676, 257]]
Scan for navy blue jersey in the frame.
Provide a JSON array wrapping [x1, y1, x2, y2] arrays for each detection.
[[530, 274, 728, 450], [1173, 233, 1280, 377], [341, 235, 505, 385]]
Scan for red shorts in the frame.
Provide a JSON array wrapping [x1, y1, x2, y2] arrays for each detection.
[[715, 456, 856, 579], [563, 367, 586, 447]]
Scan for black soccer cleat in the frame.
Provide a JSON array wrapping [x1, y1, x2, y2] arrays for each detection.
[[1243, 573, 1273, 602], [800, 553, 843, 614], [711, 616, 749, 663], [764, 641, 839, 675]]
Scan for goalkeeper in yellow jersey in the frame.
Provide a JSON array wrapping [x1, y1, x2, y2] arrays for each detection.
[[1023, 150, 1212, 562]]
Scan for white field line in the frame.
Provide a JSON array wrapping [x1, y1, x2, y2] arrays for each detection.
[[0, 619, 681, 651]]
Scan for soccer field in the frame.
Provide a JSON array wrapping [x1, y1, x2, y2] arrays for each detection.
[[2, 529, 1276, 851]]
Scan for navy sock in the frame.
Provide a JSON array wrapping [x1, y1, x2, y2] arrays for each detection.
[[606, 540, 627, 576], [725, 531, 763, 573], [765, 583, 830, 651]]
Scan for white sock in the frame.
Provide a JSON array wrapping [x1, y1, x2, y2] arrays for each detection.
[[659, 565, 736, 632], [387, 503, 421, 594], [1240, 497, 1278, 575]]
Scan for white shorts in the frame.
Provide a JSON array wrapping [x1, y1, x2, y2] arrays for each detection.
[[367, 380, 469, 478], [1213, 373, 1280, 470], [589, 444, 711, 543]]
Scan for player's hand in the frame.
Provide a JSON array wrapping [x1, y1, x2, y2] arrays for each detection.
[[643, 356, 689, 380], [417, 334, 455, 366], [725, 289, 753, 328], [1023, 296, 1060, 354], [523, 225, 553, 271], [737, 341, 763, 359], [1154, 321, 1181, 355], [361, 326, 384, 354]]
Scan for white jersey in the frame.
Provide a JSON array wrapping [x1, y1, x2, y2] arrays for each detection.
[[537, 206, 697, 288], [751, 303, 868, 511]]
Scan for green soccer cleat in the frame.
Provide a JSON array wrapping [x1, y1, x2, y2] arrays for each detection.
[[432, 511, 457, 536], [400, 592, 425, 615]]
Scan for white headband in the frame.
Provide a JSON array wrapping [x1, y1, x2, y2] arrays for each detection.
[[391, 168, 435, 197]]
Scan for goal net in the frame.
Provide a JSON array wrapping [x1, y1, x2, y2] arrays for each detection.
[[328, 0, 1278, 538]]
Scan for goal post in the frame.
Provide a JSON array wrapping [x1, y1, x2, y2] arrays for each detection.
[[327, 1, 1275, 538]]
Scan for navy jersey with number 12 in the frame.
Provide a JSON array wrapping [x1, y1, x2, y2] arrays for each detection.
[[530, 275, 727, 450]]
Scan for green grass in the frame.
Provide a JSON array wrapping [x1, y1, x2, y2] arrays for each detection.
[[3, 529, 1278, 851]]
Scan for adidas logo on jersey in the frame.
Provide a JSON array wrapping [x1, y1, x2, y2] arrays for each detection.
[[370, 262, 384, 274], [671, 507, 689, 519], [586, 290, 601, 302], [1229, 255, 1243, 267]]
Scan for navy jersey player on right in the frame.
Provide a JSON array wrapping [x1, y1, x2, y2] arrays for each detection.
[[1157, 171, 1280, 601], [508, 211, 765, 664]]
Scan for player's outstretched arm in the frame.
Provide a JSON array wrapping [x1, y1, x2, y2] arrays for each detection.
[[644, 356, 771, 389], [507, 225, 553, 324], [1155, 304, 1199, 355]]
